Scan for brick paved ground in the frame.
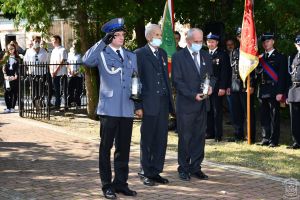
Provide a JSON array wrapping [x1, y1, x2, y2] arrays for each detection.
[[0, 105, 294, 200]]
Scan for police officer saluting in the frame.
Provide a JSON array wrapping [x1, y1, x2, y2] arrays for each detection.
[[206, 32, 231, 142], [287, 35, 300, 149], [83, 18, 137, 199], [257, 33, 288, 147]]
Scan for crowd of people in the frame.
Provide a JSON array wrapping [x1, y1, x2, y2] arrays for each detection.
[[81, 18, 299, 199], [1, 35, 84, 113], [1, 17, 299, 199]]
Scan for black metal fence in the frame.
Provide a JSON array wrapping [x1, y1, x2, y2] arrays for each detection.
[[19, 62, 87, 119]]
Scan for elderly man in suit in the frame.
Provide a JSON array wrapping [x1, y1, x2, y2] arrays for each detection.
[[83, 18, 137, 199], [172, 28, 215, 181], [135, 24, 175, 186]]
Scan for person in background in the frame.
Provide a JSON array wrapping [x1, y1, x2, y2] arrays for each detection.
[[10, 40, 25, 56], [1, 43, 20, 113], [229, 28, 256, 143], [256, 33, 288, 147], [49, 35, 68, 110], [67, 40, 83, 107], [206, 32, 231, 142], [23, 35, 49, 108], [286, 35, 300, 150], [174, 31, 183, 51]]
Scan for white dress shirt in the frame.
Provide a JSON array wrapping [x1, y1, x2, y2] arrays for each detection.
[[50, 46, 68, 76], [23, 48, 48, 75], [67, 52, 82, 77]]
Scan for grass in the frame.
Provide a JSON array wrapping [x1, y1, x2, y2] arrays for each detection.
[[131, 118, 300, 180]]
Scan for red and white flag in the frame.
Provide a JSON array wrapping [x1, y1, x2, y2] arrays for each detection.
[[239, 0, 259, 82]]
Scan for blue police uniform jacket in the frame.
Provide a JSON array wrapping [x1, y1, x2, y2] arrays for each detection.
[[82, 40, 137, 117]]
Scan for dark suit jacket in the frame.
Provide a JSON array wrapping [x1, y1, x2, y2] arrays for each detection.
[[257, 49, 288, 98], [171, 47, 215, 114], [210, 48, 231, 91], [135, 44, 175, 116]]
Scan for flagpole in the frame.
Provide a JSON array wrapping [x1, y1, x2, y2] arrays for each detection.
[[247, 74, 251, 144]]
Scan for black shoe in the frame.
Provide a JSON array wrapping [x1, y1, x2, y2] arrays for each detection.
[[143, 177, 155, 186], [115, 187, 137, 196], [287, 144, 300, 149], [151, 175, 169, 184], [179, 172, 190, 181], [138, 172, 145, 179], [257, 139, 269, 146], [206, 135, 215, 139], [269, 143, 278, 148], [103, 188, 117, 199], [191, 171, 209, 180], [215, 138, 222, 142]]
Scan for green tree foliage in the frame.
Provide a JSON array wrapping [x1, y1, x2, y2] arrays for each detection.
[[174, 0, 300, 54], [1, 0, 300, 118]]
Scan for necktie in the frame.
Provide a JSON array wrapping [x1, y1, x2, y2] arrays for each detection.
[[264, 52, 269, 59], [192, 52, 200, 73], [210, 51, 213, 55], [154, 50, 159, 59], [116, 50, 124, 62]]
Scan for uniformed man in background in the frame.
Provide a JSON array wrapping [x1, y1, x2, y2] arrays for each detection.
[[83, 18, 137, 199], [287, 35, 300, 149], [206, 33, 231, 142], [256, 33, 288, 147], [229, 27, 256, 143]]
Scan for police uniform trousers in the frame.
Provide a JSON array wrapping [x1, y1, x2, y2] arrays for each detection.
[[260, 97, 280, 145], [140, 96, 169, 178], [177, 102, 206, 174], [290, 102, 300, 145], [231, 91, 256, 142], [99, 116, 133, 190], [4, 79, 18, 109], [207, 93, 223, 140]]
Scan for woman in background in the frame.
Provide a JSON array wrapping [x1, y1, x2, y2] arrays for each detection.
[[1, 43, 20, 113]]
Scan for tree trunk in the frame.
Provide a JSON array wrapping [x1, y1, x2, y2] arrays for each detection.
[[135, 16, 147, 48], [77, 3, 99, 120]]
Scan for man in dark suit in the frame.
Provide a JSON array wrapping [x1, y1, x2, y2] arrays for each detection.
[[206, 33, 231, 142], [256, 33, 288, 147], [172, 28, 215, 181], [135, 24, 175, 186]]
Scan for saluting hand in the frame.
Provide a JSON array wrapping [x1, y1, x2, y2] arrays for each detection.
[[103, 32, 115, 45]]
